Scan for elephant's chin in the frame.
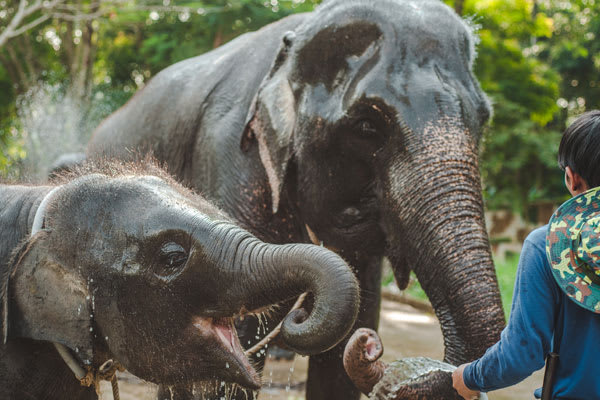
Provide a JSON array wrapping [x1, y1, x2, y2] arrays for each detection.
[[192, 316, 262, 390]]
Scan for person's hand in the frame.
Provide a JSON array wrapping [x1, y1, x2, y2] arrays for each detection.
[[452, 363, 481, 400]]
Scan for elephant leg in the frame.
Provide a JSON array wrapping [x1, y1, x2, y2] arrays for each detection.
[[306, 256, 382, 400]]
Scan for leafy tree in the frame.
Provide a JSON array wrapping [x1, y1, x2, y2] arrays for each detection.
[[456, 0, 581, 216]]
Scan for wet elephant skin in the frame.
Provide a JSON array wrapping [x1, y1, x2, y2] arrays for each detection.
[[0, 162, 359, 399], [87, 1, 506, 399]]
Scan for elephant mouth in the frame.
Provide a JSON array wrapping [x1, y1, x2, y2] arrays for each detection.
[[212, 317, 237, 353], [192, 316, 261, 389]]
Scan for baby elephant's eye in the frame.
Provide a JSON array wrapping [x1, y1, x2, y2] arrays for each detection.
[[159, 242, 188, 270]]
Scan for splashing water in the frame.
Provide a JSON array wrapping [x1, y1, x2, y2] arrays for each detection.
[[267, 351, 274, 399], [11, 82, 123, 181], [285, 355, 297, 393]]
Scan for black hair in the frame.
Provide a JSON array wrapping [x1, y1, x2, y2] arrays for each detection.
[[558, 110, 600, 188]]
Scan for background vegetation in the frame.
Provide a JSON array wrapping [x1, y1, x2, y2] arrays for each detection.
[[0, 0, 597, 205]]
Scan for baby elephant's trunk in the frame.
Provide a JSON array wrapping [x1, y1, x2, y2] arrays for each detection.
[[206, 222, 360, 355]]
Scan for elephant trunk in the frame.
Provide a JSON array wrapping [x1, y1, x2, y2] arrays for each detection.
[[343, 328, 387, 395], [203, 222, 360, 356], [385, 143, 505, 365], [413, 216, 503, 365]]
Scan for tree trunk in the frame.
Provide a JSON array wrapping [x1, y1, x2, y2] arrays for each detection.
[[0, 51, 20, 88], [213, 26, 223, 48], [4, 43, 29, 92], [454, 0, 464, 16]]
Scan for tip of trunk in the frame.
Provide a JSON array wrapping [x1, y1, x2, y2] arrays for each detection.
[[277, 245, 360, 355]]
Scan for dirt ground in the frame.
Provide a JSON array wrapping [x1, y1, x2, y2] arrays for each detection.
[[99, 299, 543, 400]]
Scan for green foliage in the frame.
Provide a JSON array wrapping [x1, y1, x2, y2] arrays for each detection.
[[443, 1, 600, 214], [96, 0, 321, 87], [458, 0, 562, 214], [494, 253, 520, 318]]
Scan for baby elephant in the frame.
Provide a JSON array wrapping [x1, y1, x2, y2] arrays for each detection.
[[0, 162, 359, 399], [343, 328, 487, 400]]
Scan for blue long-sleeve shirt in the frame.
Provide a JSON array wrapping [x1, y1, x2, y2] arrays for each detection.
[[464, 225, 600, 399]]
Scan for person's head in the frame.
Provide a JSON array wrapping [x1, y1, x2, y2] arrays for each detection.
[[558, 110, 600, 196]]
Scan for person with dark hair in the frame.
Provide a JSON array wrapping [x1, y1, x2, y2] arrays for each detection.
[[452, 110, 600, 400]]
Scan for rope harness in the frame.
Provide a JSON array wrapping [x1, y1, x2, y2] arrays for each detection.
[[32, 186, 123, 399]]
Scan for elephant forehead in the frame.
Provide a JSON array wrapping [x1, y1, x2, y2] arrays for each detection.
[[57, 175, 214, 236], [311, 0, 471, 47], [122, 175, 189, 206], [115, 179, 214, 232]]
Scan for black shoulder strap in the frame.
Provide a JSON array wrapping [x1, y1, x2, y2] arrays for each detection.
[[541, 298, 564, 400]]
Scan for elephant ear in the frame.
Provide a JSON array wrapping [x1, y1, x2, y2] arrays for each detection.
[[2, 231, 94, 364], [244, 32, 297, 214]]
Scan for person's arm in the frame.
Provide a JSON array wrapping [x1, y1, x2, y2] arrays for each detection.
[[461, 229, 560, 392]]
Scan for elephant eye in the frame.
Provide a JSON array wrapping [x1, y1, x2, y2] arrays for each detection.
[[358, 119, 377, 135], [157, 242, 188, 272]]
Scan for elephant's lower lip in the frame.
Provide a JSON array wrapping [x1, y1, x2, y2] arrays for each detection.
[[193, 316, 261, 389], [213, 317, 235, 353]]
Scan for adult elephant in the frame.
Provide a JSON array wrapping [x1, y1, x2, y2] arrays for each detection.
[[88, 0, 506, 398]]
